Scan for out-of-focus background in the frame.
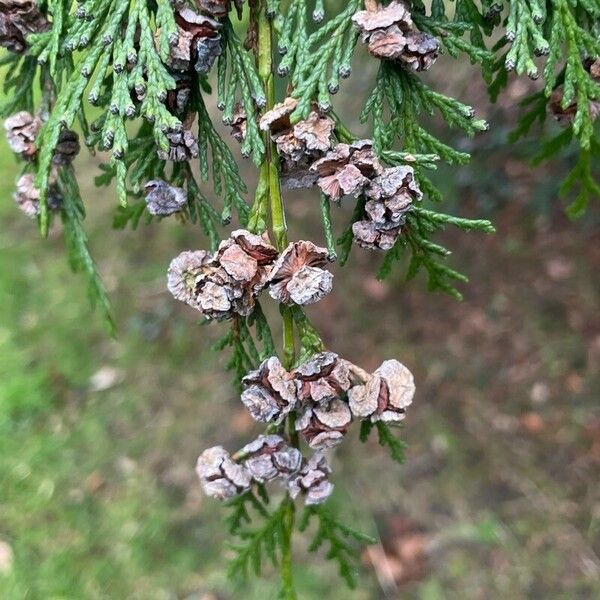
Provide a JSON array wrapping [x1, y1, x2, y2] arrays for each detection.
[[1, 24, 600, 600]]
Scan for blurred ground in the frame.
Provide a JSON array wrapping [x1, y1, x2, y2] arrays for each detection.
[[1, 55, 600, 600]]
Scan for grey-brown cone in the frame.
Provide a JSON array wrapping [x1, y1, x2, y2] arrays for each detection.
[[239, 435, 302, 482], [241, 356, 297, 424], [266, 241, 333, 306], [13, 173, 61, 218], [296, 398, 353, 449], [4, 111, 41, 159], [311, 139, 384, 202], [348, 359, 415, 423], [292, 351, 356, 405], [259, 97, 335, 189], [144, 179, 188, 216], [196, 446, 252, 500], [286, 452, 334, 505], [157, 128, 199, 162], [167, 229, 278, 320], [352, 1, 439, 72], [352, 165, 421, 251]]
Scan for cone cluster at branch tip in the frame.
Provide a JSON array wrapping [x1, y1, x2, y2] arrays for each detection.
[[197, 352, 414, 504], [242, 352, 415, 449], [352, 1, 439, 72], [4, 110, 80, 219], [257, 98, 422, 251], [168, 232, 333, 319], [197, 436, 333, 506]]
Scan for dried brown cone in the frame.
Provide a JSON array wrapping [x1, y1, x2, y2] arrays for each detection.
[[228, 103, 247, 143], [352, 1, 439, 72], [267, 241, 334, 306], [167, 229, 278, 320], [239, 435, 302, 483], [353, 165, 422, 251], [352, 220, 401, 251], [163, 8, 222, 73], [286, 452, 334, 505], [0, 0, 50, 54], [311, 139, 384, 201], [144, 179, 188, 216], [53, 128, 80, 165], [259, 97, 335, 189], [241, 356, 298, 424], [296, 398, 353, 449], [4, 111, 42, 159], [292, 351, 356, 405], [348, 359, 415, 423], [157, 127, 199, 162], [13, 173, 61, 218], [196, 446, 252, 500]]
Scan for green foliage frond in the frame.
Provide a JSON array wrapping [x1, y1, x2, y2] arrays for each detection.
[[299, 504, 375, 589]]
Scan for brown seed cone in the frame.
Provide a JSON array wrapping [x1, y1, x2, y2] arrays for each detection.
[[353, 1, 439, 72], [0, 0, 50, 54], [286, 452, 334, 505], [352, 165, 421, 251], [549, 87, 600, 127], [352, 219, 401, 251], [296, 398, 353, 449], [4, 111, 42, 159], [241, 356, 298, 424], [352, 0, 413, 35], [167, 230, 277, 320], [13, 173, 61, 218], [196, 446, 252, 500], [239, 435, 302, 483], [260, 98, 335, 189], [144, 179, 188, 216], [292, 351, 356, 405], [161, 8, 221, 73], [348, 359, 415, 423], [228, 103, 247, 143], [157, 128, 199, 162], [53, 128, 80, 165], [266, 241, 333, 306], [166, 72, 193, 116], [311, 140, 383, 201], [259, 97, 298, 136]]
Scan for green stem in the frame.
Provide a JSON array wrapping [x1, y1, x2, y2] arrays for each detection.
[[280, 496, 296, 599], [257, 3, 297, 596]]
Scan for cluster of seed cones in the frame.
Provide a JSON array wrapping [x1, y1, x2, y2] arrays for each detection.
[[167, 230, 334, 319], [254, 98, 423, 251], [151, 1, 247, 166], [3, 111, 79, 218], [197, 351, 415, 505]]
